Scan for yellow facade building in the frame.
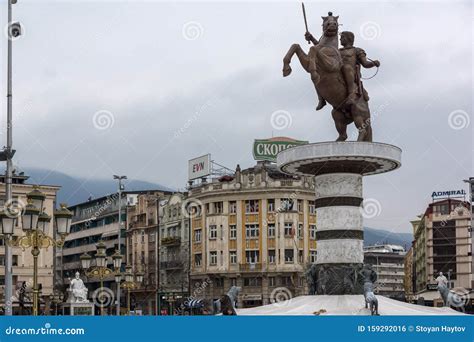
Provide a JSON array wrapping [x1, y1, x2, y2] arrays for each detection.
[[189, 161, 317, 307]]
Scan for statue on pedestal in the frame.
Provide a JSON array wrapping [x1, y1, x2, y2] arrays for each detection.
[[282, 7, 380, 142], [360, 264, 379, 315], [68, 272, 89, 303]]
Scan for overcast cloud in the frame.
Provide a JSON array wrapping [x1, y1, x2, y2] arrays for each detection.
[[0, 0, 472, 233]]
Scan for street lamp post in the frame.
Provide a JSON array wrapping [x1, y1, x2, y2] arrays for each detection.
[[1, 188, 73, 316], [80, 241, 123, 316], [113, 174, 126, 315], [1, 0, 22, 316], [121, 265, 143, 315]]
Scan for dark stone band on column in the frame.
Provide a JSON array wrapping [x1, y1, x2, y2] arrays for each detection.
[[316, 229, 364, 241], [314, 196, 363, 208]]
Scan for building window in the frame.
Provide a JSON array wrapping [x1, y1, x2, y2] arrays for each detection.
[[141, 230, 145, 243], [310, 225, 316, 240], [230, 278, 237, 286], [267, 199, 275, 212], [245, 250, 259, 263], [268, 223, 275, 238], [244, 277, 262, 287], [229, 225, 237, 239], [194, 254, 202, 267], [269, 277, 276, 287], [229, 201, 237, 214], [310, 250, 317, 263], [230, 251, 237, 264], [149, 232, 155, 243], [245, 224, 259, 238], [268, 250, 276, 263], [297, 199, 303, 212], [284, 249, 294, 263], [214, 202, 223, 214], [194, 229, 202, 243], [209, 251, 218, 265], [214, 277, 224, 287], [281, 198, 295, 211], [309, 200, 316, 214], [245, 200, 259, 213], [209, 225, 217, 239], [298, 223, 303, 239], [284, 222, 294, 237], [298, 250, 303, 263]]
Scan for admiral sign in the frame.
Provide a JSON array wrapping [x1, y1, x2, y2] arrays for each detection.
[[431, 190, 466, 199], [188, 154, 211, 180], [253, 137, 308, 162]]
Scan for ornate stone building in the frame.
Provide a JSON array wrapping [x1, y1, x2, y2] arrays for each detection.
[[126, 192, 189, 315], [189, 161, 317, 308], [157, 193, 190, 314], [0, 173, 60, 314]]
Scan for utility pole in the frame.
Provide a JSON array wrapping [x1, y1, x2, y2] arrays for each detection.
[[113, 175, 127, 315], [2, 0, 22, 316]]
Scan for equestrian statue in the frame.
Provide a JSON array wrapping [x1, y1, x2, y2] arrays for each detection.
[[283, 5, 380, 142]]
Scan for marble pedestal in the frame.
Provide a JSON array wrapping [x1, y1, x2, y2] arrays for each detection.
[[61, 302, 95, 316], [277, 142, 401, 295]]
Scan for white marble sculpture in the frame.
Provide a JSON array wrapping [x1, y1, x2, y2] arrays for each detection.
[[68, 272, 89, 303]]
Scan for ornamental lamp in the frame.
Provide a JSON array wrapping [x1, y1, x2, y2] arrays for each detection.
[[26, 187, 46, 213], [95, 241, 107, 268], [80, 252, 92, 270], [37, 211, 51, 234], [112, 250, 123, 270], [125, 265, 133, 283], [135, 272, 144, 284], [0, 210, 16, 235], [21, 201, 40, 232], [54, 204, 73, 236]]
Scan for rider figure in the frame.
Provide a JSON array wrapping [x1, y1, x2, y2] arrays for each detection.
[[304, 30, 380, 109], [339, 31, 380, 105]]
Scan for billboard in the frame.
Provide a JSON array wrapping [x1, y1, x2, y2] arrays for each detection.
[[188, 154, 211, 180], [253, 137, 308, 162]]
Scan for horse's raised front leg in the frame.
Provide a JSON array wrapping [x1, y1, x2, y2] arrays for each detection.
[[283, 44, 310, 77]]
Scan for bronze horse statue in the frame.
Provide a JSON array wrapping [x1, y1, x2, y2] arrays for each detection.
[[283, 12, 375, 142]]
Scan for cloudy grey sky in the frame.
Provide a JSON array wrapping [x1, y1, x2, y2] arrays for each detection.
[[0, 0, 472, 233]]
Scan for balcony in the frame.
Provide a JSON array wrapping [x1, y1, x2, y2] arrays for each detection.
[[239, 263, 262, 272], [160, 260, 184, 269], [161, 236, 181, 247]]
